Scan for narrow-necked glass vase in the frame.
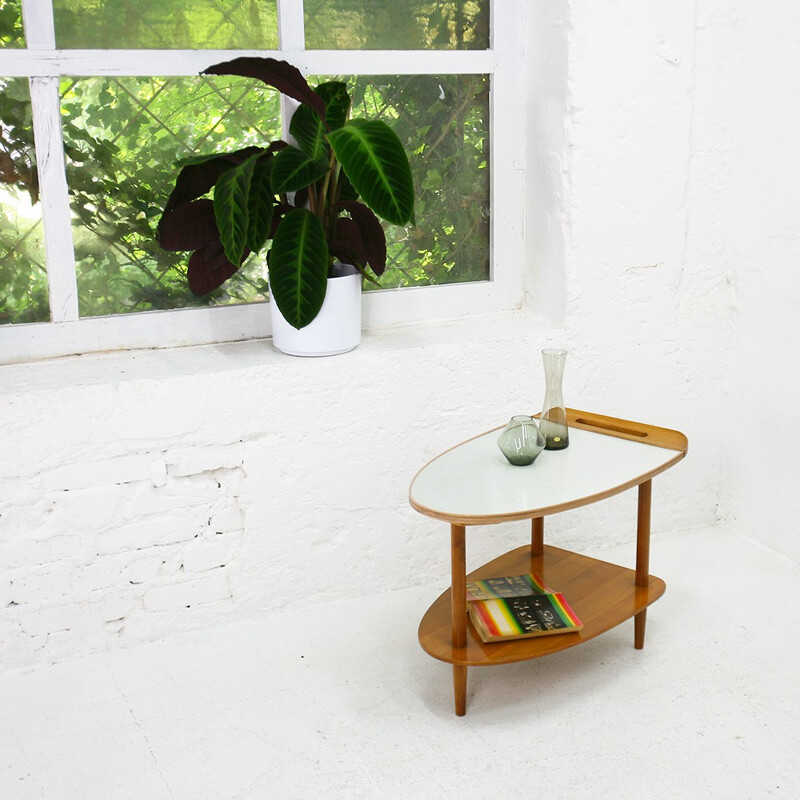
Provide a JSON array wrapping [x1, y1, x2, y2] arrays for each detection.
[[540, 348, 569, 450], [497, 415, 546, 466]]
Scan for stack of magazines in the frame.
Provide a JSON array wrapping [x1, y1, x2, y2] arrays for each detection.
[[466, 573, 583, 643]]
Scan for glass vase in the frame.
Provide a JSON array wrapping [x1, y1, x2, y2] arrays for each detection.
[[539, 348, 569, 450], [497, 415, 546, 466]]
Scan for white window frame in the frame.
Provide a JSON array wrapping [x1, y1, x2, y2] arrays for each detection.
[[0, 0, 526, 363]]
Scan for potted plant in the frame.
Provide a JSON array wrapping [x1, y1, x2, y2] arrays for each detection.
[[157, 57, 415, 356]]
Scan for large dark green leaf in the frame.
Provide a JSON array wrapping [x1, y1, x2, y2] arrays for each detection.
[[337, 170, 359, 202], [213, 151, 260, 265], [159, 199, 218, 252], [160, 146, 263, 223], [315, 82, 350, 130], [328, 120, 414, 226], [289, 104, 329, 163], [202, 57, 327, 122], [336, 200, 387, 275], [269, 202, 293, 237], [328, 218, 363, 269], [175, 151, 245, 168], [269, 208, 329, 330], [187, 238, 243, 296], [271, 146, 328, 194], [246, 155, 274, 253]]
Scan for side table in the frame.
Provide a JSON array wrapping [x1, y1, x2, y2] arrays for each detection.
[[409, 409, 688, 716]]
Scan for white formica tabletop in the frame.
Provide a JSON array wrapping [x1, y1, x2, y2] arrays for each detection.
[[409, 412, 687, 525]]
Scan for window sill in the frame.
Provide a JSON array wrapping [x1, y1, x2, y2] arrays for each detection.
[[0, 308, 551, 394]]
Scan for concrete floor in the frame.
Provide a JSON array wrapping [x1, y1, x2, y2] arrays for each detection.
[[2, 525, 798, 800]]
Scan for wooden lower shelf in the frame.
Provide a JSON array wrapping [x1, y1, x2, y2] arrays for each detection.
[[418, 544, 665, 667]]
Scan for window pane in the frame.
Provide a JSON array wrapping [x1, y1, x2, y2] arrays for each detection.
[[327, 74, 490, 289], [53, 0, 278, 49], [0, 0, 24, 47], [60, 76, 281, 318], [305, 0, 489, 50], [0, 78, 49, 325]]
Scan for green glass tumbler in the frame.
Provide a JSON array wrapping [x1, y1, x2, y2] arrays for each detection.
[[497, 415, 546, 466]]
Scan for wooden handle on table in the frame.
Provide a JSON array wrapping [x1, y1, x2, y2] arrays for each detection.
[[564, 409, 688, 452]]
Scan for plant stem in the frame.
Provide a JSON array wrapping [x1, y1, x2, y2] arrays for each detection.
[[318, 148, 336, 219], [327, 160, 340, 235], [307, 183, 318, 216]]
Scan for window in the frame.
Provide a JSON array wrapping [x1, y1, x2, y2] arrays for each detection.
[[0, 0, 525, 362]]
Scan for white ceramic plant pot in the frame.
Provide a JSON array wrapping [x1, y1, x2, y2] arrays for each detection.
[[269, 264, 362, 357]]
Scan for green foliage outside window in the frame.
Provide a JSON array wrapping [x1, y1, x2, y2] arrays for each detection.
[[305, 0, 488, 50], [0, 78, 48, 324], [60, 75, 282, 317], [0, 1, 490, 325], [0, 0, 24, 48], [52, 0, 279, 50], [348, 74, 489, 290]]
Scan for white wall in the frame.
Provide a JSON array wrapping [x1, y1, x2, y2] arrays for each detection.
[[0, 318, 602, 670], [3, 0, 796, 672], [723, 3, 800, 562], [528, 0, 800, 557], [527, 0, 730, 539]]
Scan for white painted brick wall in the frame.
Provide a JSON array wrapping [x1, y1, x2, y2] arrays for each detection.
[[143, 574, 231, 612], [166, 444, 245, 477], [0, 312, 709, 672], [0, 386, 253, 668], [39, 454, 155, 492], [6, 0, 791, 673], [182, 533, 240, 573]]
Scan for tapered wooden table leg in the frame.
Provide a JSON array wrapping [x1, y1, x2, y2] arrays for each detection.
[[634, 480, 652, 649], [532, 516, 544, 557], [453, 665, 467, 716], [450, 523, 467, 715]]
